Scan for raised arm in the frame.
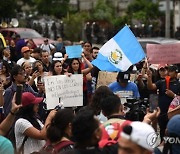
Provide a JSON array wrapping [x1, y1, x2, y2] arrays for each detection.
[[81, 53, 93, 75], [23, 110, 56, 140], [146, 69, 157, 90], [0, 93, 22, 136]]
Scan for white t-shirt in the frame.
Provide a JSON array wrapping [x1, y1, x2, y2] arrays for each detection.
[[15, 118, 45, 154], [40, 44, 55, 54], [17, 57, 36, 66]]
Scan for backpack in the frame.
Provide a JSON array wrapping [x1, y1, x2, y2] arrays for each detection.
[[38, 140, 74, 154], [99, 119, 131, 148]]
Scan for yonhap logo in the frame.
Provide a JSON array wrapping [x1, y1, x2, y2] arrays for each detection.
[[146, 132, 160, 148]]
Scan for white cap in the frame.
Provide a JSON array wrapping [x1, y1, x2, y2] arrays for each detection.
[[53, 52, 64, 61], [121, 122, 158, 151]]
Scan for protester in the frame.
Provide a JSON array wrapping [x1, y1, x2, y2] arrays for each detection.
[[109, 71, 140, 98], [40, 108, 74, 153], [31, 48, 41, 60], [91, 46, 99, 59], [15, 34, 26, 61], [168, 95, 180, 119], [82, 41, 93, 61], [3, 65, 44, 117], [68, 53, 93, 106], [15, 92, 56, 154], [0, 60, 11, 89], [50, 60, 66, 76], [40, 50, 52, 72], [63, 109, 118, 154], [2, 47, 16, 69], [90, 86, 114, 123], [40, 39, 55, 60], [118, 121, 156, 154], [17, 46, 36, 66], [0, 93, 21, 154], [147, 64, 180, 141], [21, 61, 39, 92]]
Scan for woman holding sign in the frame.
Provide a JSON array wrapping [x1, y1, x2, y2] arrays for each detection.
[[50, 60, 66, 76], [68, 53, 93, 106]]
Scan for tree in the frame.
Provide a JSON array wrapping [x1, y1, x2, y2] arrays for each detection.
[[92, 0, 114, 21], [0, 0, 17, 19], [63, 12, 89, 41], [126, 0, 161, 25], [36, 0, 70, 18]]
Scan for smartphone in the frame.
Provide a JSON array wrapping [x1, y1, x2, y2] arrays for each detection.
[[16, 84, 23, 105], [149, 94, 159, 112], [33, 66, 38, 72], [37, 76, 42, 83], [0, 62, 2, 70]]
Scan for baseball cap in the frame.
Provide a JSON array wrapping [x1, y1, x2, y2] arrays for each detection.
[[120, 121, 157, 151], [21, 92, 43, 107], [167, 115, 180, 136], [117, 71, 130, 83], [168, 65, 178, 73], [53, 52, 64, 61], [21, 46, 30, 53]]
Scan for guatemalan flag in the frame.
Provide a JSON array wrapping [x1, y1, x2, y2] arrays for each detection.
[[92, 26, 146, 72]]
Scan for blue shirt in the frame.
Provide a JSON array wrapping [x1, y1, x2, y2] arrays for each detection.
[[108, 81, 140, 98], [3, 83, 44, 117]]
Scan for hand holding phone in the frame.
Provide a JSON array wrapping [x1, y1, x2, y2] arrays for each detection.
[[149, 94, 159, 113], [16, 84, 23, 105]]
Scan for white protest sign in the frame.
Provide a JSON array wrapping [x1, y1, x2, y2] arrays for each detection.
[[44, 74, 83, 109]]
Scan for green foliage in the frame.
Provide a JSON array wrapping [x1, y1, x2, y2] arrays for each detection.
[[0, 0, 17, 18], [36, 0, 70, 18], [127, 0, 160, 24], [63, 12, 89, 41], [92, 0, 113, 21]]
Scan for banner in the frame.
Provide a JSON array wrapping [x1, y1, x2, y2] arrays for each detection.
[[147, 43, 180, 64], [44, 74, 83, 109]]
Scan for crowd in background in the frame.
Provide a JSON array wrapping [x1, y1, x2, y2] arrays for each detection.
[[0, 34, 179, 154]]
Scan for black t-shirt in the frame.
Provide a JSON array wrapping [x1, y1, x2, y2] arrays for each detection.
[[155, 79, 180, 114]]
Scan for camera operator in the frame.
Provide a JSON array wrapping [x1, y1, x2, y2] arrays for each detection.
[[108, 71, 140, 99], [99, 94, 160, 148]]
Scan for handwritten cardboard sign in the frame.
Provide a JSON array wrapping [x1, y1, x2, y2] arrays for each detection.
[[147, 43, 180, 64], [96, 71, 118, 88], [96, 71, 138, 88], [44, 74, 83, 109], [65, 45, 83, 58]]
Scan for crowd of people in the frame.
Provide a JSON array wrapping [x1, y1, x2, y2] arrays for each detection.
[[0, 35, 179, 154]]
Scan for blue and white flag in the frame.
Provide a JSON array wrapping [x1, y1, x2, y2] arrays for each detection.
[[92, 26, 145, 72]]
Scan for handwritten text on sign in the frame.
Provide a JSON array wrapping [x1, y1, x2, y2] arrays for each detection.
[[44, 74, 83, 109], [146, 43, 180, 64]]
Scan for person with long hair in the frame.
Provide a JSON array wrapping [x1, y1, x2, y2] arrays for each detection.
[[40, 108, 75, 153], [50, 60, 66, 76], [0, 61, 11, 89], [15, 92, 56, 154], [68, 53, 93, 106]]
